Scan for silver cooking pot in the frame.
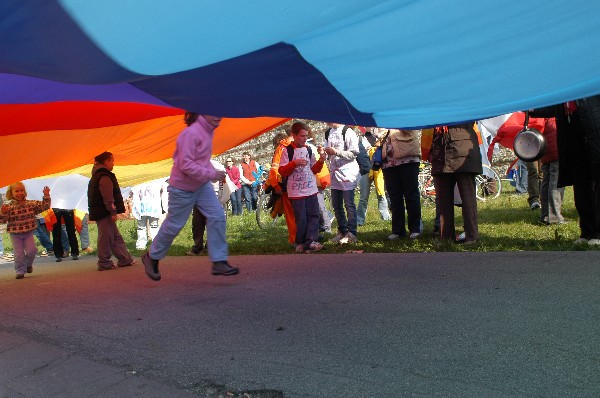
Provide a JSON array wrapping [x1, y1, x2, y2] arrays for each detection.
[[513, 111, 546, 162]]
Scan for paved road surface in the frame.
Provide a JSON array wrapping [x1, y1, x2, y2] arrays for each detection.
[[1, 251, 599, 397]]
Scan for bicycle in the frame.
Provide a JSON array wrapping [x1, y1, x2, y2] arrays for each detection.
[[256, 186, 334, 230], [256, 189, 285, 229], [417, 161, 502, 202], [418, 162, 436, 203], [475, 164, 502, 201]]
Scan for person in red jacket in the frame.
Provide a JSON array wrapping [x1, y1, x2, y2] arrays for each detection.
[[539, 118, 564, 224], [240, 152, 259, 211], [225, 157, 243, 215]]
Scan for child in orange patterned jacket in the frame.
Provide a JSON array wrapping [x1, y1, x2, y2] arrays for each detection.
[[0, 182, 51, 279]]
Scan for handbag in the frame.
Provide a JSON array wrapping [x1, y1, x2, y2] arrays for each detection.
[[371, 130, 391, 171]]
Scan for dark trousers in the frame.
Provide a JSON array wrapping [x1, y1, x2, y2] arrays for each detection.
[[190, 206, 207, 253], [52, 209, 79, 258], [290, 194, 320, 246], [525, 160, 541, 205], [433, 173, 479, 242], [382, 162, 422, 236], [96, 216, 133, 268], [573, 177, 600, 239]]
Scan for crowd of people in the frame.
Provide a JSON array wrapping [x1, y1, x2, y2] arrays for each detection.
[[2, 93, 600, 280]]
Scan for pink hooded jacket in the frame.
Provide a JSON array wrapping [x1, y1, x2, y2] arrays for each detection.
[[168, 116, 218, 192]]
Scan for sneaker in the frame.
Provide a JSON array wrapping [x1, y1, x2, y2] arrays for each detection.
[[186, 249, 205, 256], [530, 201, 541, 210], [26, 266, 33, 273], [456, 232, 466, 242], [56, 257, 62, 262], [142, 252, 161, 281], [82, 247, 94, 254], [295, 244, 305, 253], [341, 231, 358, 244], [330, 232, 345, 244], [212, 261, 239, 276], [40, 250, 48, 257], [574, 238, 588, 244], [15, 274, 24, 279], [306, 241, 324, 253], [388, 233, 401, 240], [3, 252, 14, 260], [63, 251, 70, 258], [47, 250, 54, 256], [72, 255, 79, 260], [588, 239, 600, 246], [409, 232, 421, 239]]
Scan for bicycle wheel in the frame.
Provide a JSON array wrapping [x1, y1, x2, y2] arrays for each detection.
[[256, 192, 284, 229], [418, 162, 436, 202], [475, 164, 502, 201]]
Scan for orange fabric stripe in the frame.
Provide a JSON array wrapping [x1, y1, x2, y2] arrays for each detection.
[[0, 115, 289, 187]]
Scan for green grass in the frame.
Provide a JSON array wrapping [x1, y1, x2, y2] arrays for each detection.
[[1, 185, 595, 256]]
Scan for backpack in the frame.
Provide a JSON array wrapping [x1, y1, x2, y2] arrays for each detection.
[[281, 144, 313, 192], [325, 126, 371, 175]]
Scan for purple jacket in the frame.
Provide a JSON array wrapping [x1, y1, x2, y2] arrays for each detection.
[[169, 117, 218, 192]]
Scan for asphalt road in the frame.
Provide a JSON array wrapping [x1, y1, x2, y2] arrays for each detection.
[[1, 251, 600, 397]]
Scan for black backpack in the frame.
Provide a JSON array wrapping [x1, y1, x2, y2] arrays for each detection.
[[281, 144, 313, 192], [325, 126, 371, 175]]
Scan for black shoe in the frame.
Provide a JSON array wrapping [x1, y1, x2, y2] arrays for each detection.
[[56, 257, 62, 262], [72, 255, 79, 260], [212, 261, 239, 276], [142, 252, 161, 281], [16, 274, 24, 279], [26, 266, 33, 273]]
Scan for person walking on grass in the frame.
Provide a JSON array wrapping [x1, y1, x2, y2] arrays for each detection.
[[142, 113, 239, 281], [279, 121, 326, 253], [0, 182, 51, 279], [324, 122, 360, 244], [88, 152, 136, 271]]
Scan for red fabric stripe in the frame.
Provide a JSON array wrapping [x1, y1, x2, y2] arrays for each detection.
[[0, 102, 183, 136]]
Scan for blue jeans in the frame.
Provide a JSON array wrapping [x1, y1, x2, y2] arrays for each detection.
[[230, 188, 243, 215], [80, 213, 90, 249], [317, 189, 332, 232], [357, 173, 390, 225], [242, 184, 258, 211], [33, 219, 53, 251], [331, 189, 357, 236], [150, 183, 228, 262]]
